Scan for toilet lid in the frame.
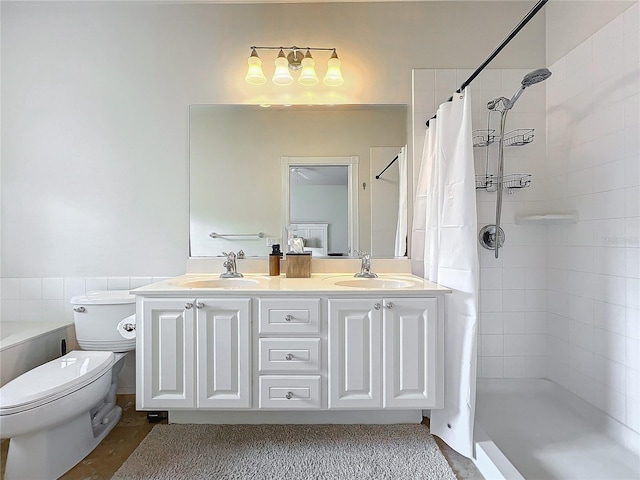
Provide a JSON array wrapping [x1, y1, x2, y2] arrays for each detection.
[[0, 351, 114, 415], [70, 290, 135, 305]]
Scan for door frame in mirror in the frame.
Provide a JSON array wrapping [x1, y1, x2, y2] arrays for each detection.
[[281, 156, 359, 257]]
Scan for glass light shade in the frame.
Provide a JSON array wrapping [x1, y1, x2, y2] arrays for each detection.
[[245, 55, 267, 85], [272, 54, 293, 86], [323, 56, 344, 87], [298, 57, 319, 86]]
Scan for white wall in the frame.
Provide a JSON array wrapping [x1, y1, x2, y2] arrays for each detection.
[[545, 3, 640, 433], [1, 1, 545, 280]]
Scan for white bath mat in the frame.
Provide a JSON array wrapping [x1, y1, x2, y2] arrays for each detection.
[[112, 423, 456, 480]]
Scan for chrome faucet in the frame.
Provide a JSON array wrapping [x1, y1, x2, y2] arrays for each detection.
[[221, 251, 243, 278], [354, 251, 378, 278]]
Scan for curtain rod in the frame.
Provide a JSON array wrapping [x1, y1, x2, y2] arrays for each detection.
[[375, 155, 399, 179], [425, 0, 548, 127]]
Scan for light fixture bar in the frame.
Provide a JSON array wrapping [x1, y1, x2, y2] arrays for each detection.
[[245, 46, 343, 87]]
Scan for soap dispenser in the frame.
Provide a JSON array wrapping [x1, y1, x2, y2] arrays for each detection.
[[269, 244, 282, 276]]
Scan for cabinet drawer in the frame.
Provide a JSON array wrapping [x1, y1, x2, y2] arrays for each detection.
[[259, 375, 321, 409], [259, 338, 321, 373], [259, 298, 320, 334]]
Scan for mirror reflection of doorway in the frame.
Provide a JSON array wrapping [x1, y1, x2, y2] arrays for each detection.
[[289, 166, 349, 256], [281, 156, 359, 257]]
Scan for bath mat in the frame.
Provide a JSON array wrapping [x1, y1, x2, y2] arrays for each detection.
[[112, 423, 456, 480]]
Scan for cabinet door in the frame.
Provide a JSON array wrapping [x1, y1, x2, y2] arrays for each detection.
[[138, 298, 195, 409], [383, 297, 440, 408], [196, 298, 251, 408], [328, 298, 382, 409]]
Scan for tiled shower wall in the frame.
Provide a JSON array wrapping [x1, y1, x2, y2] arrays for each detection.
[[544, 4, 640, 433], [413, 67, 548, 379]]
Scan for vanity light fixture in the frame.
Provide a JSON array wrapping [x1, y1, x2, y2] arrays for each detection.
[[245, 46, 344, 86]]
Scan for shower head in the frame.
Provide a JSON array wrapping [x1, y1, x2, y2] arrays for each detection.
[[521, 68, 552, 87]]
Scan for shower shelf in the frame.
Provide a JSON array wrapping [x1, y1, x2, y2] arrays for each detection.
[[503, 128, 535, 147], [472, 129, 496, 147], [515, 212, 579, 225], [476, 174, 532, 193]]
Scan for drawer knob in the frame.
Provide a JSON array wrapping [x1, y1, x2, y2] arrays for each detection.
[[284, 314, 293, 322], [285, 354, 293, 361], [285, 391, 294, 400]]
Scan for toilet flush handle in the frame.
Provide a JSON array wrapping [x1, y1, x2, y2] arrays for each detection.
[[122, 323, 136, 332], [73, 306, 86, 313]]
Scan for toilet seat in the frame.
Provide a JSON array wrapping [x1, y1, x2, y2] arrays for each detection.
[[0, 351, 114, 416]]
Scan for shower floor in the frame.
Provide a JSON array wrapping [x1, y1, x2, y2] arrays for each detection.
[[475, 379, 640, 480]]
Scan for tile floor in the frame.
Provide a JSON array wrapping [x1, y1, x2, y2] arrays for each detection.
[[1, 396, 483, 479]]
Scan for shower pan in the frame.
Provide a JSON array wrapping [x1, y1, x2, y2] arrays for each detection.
[[478, 68, 552, 258]]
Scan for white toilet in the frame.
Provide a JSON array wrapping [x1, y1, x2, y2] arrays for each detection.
[[0, 290, 136, 480]]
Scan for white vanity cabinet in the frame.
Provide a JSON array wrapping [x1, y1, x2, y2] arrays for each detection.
[[137, 297, 251, 410], [134, 274, 447, 420], [328, 297, 440, 410]]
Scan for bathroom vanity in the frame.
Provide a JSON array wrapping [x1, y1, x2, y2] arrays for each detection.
[[132, 270, 449, 424]]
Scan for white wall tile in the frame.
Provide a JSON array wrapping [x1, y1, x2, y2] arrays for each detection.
[[1, 278, 20, 300], [41, 299, 66, 322], [479, 312, 503, 335], [130, 277, 154, 289], [86, 277, 108, 292], [627, 308, 640, 340], [627, 337, 640, 370], [63, 278, 85, 301], [504, 334, 527, 357], [594, 301, 627, 335], [19, 278, 42, 300], [594, 328, 627, 364], [20, 299, 42, 322], [42, 278, 64, 300], [504, 356, 526, 378], [108, 277, 130, 290], [481, 335, 504, 357], [503, 312, 526, 335], [627, 278, 640, 310], [480, 357, 504, 378]]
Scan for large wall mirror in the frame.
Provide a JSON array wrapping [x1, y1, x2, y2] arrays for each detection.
[[189, 104, 408, 258]]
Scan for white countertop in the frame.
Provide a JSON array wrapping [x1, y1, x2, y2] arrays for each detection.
[[131, 273, 450, 296]]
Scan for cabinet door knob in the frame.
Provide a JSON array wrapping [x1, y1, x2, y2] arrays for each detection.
[[185, 303, 193, 310], [285, 392, 294, 399], [374, 303, 381, 310], [196, 302, 204, 309], [284, 314, 293, 322], [385, 302, 394, 309], [285, 354, 293, 361]]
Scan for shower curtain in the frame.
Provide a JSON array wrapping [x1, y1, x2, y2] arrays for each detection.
[[411, 87, 478, 458], [394, 145, 408, 256]]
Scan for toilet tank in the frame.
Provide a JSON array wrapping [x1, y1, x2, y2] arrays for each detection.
[[70, 290, 136, 352]]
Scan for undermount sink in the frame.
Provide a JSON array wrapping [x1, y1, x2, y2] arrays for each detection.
[[331, 278, 416, 289], [170, 278, 262, 289]]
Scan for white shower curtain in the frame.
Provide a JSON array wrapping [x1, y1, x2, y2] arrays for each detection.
[[411, 87, 478, 458], [394, 145, 408, 256]]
